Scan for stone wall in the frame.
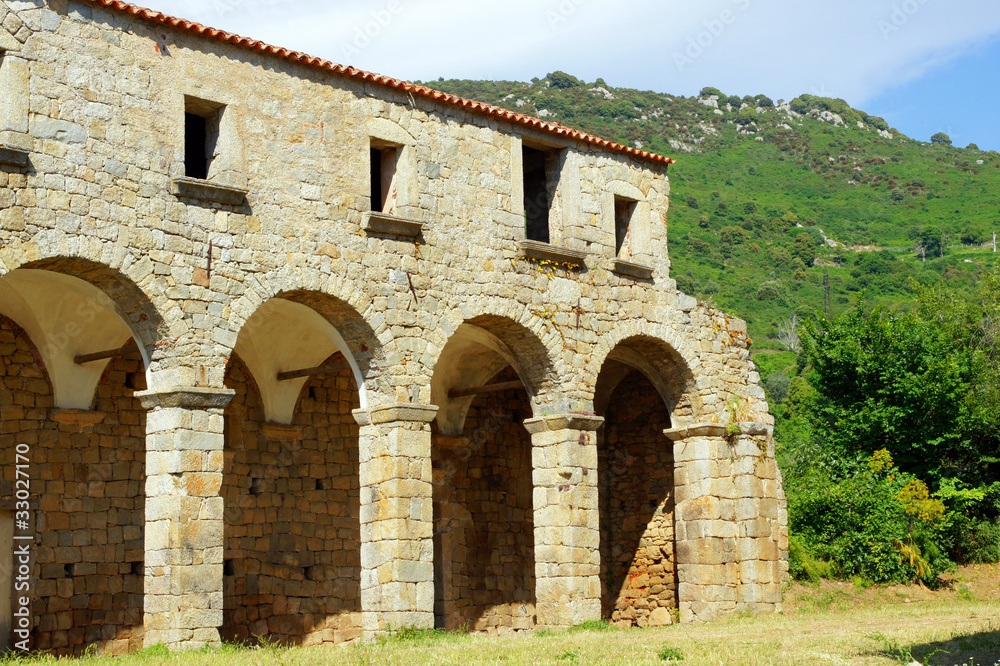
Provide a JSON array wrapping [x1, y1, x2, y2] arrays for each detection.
[[221, 354, 362, 646], [668, 423, 786, 623], [600, 371, 676, 628], [0, 315, 144, 656], [432, 370, 535, 634]]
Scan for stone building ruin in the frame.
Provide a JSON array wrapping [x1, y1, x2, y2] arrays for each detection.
[[0, 0, 787, 655]]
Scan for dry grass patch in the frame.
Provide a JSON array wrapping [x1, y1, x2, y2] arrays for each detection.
[[2, 565, 998, 666]]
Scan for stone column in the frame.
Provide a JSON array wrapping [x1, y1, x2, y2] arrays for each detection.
[[665, 422, 783, 623], [523, 413, 604, 628], [352, 403, 438, 636], [136, 387, 234, 650]]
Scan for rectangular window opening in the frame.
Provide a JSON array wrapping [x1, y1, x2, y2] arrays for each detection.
[[184, 97, 223, 180], [370, 142, 399, 214], [522, 146, 551, 243], [615, 197, 637, 257]]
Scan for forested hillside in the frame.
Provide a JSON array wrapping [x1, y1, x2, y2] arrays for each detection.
[[424, 73, 1000, 348]]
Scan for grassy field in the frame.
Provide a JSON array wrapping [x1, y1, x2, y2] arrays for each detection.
[[2, 565, 998, 666]]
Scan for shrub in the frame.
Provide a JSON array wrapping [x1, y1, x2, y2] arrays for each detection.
[[737, 107, 757, 126], [764, 372, 790, 403], [547, 70, 582, 89], [699, 86, 724, 99], [757, 280, 782, 301], [788, 450, 949, 584]]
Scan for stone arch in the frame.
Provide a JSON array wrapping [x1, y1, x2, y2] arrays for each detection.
[[0, 237, 186, 357], [428, 306, 564, 436], [226, 267, 388, 416], [423, 298, 566, 424], [0, 245, 180, 407], [220, 350, 362, 645], [428, 310, 547, 632], [587, 321, 703, 426], [0, 316, 147, 655], [591, 327, 697, 629]]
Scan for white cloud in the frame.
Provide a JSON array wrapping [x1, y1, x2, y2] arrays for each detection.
[[143, 0, 1000, 105]]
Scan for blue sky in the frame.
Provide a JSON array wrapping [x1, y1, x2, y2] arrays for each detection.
[[143, 0, 1000, 151]]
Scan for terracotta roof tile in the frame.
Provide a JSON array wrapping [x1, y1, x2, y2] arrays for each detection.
[[76, 0, 675, 167]]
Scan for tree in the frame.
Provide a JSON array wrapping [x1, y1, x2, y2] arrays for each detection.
[[800, 280, 1000, 484], [792, 232, 818, 266], [931, 132, 952, 146], [546, 71, 581, 89], [777, 314, 800, 352], [757, 280, 782, 301], [912, 226, 943, 259]]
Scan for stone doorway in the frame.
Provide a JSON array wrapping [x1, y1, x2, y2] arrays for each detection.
[[598, 369, 677, 628], [432, 367, 536, 634], [221, 352, 362, 646]]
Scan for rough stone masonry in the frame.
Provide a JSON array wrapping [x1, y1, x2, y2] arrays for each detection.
[[0, 0, 787, 655]]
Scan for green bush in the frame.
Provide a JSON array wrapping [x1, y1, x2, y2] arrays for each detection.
[[547, 71, 582, 89], [757, 280, 782, 301], [764, 372, 791, 403], [788, 450, 949, 584]]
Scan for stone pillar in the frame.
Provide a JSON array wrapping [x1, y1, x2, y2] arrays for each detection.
[[523, 413, 604, 628], [665, 422, 783, 623], [136, 387, 235, 650], [352, 403, 438, 636]]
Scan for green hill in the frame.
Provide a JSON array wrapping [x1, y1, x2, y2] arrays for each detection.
[[421, 73, 1000, 349]]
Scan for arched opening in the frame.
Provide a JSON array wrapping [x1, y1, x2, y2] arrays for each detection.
[[594, 337, 694, 628], [429, 318, 553, 635], [221, 294, 377, 646], [0, 264, 157, 656]]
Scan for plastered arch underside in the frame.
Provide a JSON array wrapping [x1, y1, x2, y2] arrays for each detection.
[[233, 297, 365, 423], [0, 269, 146, 409], [431, 323, 538, 436]]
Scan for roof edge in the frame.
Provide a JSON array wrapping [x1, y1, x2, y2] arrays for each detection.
[[76, 0, 676, 167]]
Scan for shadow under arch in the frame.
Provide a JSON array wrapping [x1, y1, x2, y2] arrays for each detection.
[[229, 289, 384, 423], [0, 311, 147, 655], [0, 257, 173, 408], [220, 350, 362, 646], [593, 334, 699, 428], [592, 335, 695, 628], [430, 313, 560, 436], [428, 313, 559, 634]]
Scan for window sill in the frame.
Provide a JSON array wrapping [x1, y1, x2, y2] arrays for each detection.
[[518, 240, 587, 266], [0, 144, 30, 168], [611, 258, 654, 280], [170, 176, 248, 206], [363, 212, 424, 238]]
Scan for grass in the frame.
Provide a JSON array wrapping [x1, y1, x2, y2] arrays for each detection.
[[2, 566, 999, 665]]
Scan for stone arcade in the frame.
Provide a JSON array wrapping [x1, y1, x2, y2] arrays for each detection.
[[0, 0, 787, 655]]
